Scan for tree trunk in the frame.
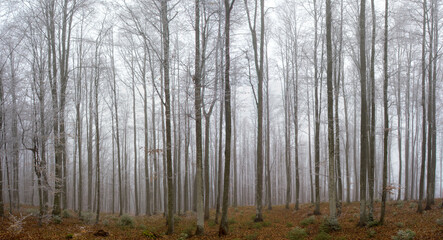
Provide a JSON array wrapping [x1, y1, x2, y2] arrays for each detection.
[[326, 0, 338, 224], [219, 0, 234, 235], [380, 0, 389, 224], [368, 0, 376, 220], [417, 0, 427, 214], [161, 0, 174, 234], [358, 0, 369, 226], [313, 0, 321, 215], [194, 0, 205, 234]]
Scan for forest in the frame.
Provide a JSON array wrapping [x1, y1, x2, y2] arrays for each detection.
[[0, 0, 442, 239]]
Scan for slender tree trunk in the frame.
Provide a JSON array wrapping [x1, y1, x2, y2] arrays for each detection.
[[0, 71, 4, 217], [219, 0, 234, 235], [326, 0, 338, 224], [358, 0, 369, 226], [94, 62, 100, 224], [194, 0, 205, 234], [417, 0, 427, 214], [313, 0, 321, 215], [380, 0, 389, 224], [368, 0, 376, 221], [161, 0, 174, 234]]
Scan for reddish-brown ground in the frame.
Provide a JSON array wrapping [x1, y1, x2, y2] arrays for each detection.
[[1, 200, 442, 239]]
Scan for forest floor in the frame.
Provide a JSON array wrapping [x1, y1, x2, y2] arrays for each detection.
[[0, 199, 442, 239]]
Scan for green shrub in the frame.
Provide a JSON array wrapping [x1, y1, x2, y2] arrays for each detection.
[[178, 233, 188, 240], [52, 216, 62, 224], [286, 222, 294, 228], [174, 215, 181, 223], [367, 220, 379, 228], [208, 220, 216, 227], [287, 227, 308, 240], [142, 230, 161, 239], [103, 219, 110, 227], [138, 224, 147, 230], [300, 216, 315, 226], [245, 233, 258, 240], [65, 233, 73, 239], [395, 222, 405, 228], [61, 209, 72, 218], [314, 231, 331, 240], [391, 229, 415, 240], [183, 224, 195, 237], [228, 218, 237, 225], [409, 202, 417, 209], [80, 212, 95, 224], [118, 214, 134, 227], [319, 218, 340, 233], [262, 221, 271, 227], [367, 229, 377, 238], [396, 201, 404, 208], [436, 218, 443, 226]]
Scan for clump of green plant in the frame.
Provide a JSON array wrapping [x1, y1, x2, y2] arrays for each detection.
[[183, 224, 195, 237], [396, 201, 405, 208], [286, 222, 294, 228], [287, 227, 308, 240], [52, 215, 62, 224], [61, 209, 72, 219], [178, 233, 188, 240], [314, 231, 331, 240], [208, 220, 216, 227], [262, 221, 272, 227], [409, 202, 417, 209], [138, 224, 147, 230], [300, 216, 315, 226], [436, 217, 443, 226], [65, 233, 73, 239], [251, 222, 263, 229], [367, 220, 379, 228], [102, 219, 110, 227], [393, 211, 398, 216], [80, 212, 95, 224], [228, 218, 237, 225], [395, 222, 405, 228], [367, 229, 377, 238], [391, 229, 415, 240], [174, 215, 181, 224], [142, 230, 161, 239], [245, 233, 258, 240], [118, 214, 134, 228], [319, 218, 340, 233]]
